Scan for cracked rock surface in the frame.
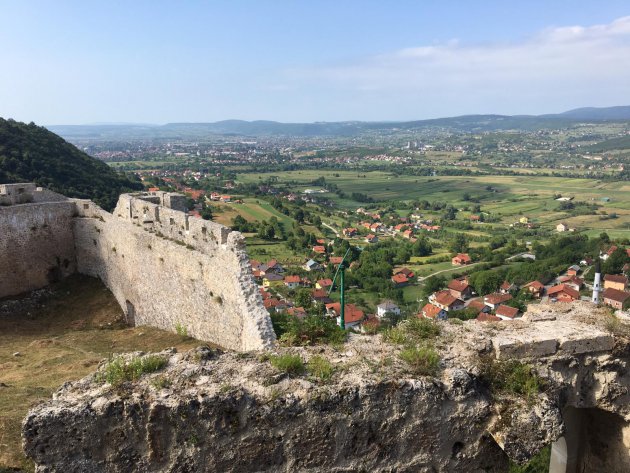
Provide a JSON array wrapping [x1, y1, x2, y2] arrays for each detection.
[[22, 302, 630, 472]]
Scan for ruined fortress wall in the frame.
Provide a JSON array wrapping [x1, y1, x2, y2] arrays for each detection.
[[0, 186, 274, 351], [0, 201, 77, 298], [73, 198, 274, 351]]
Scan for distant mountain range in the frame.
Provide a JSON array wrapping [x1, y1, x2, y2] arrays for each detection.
[[47, 105, 630, 139]]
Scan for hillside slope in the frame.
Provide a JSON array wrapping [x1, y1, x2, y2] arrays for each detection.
[[0, 118, 142, 210]]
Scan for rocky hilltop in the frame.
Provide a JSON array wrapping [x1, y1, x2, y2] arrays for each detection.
[[22, 302, 630, 472]]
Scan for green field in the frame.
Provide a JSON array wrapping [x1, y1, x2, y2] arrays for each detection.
[[237, 170, 630, 236]]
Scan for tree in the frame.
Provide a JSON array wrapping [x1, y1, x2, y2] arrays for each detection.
[[450, 233, 469, 253], [422, 275, 446, 297], [291, 208, 305, 223], [468, 270, 503, 296], [413, 237, 433, 257], [603, 248, 630, 275], [200, 205, 213, 221], [294, 288, 313, 309], [443, 207, 457, 220]]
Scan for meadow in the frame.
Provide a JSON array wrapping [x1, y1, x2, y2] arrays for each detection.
[[236, 170, 630, 234]]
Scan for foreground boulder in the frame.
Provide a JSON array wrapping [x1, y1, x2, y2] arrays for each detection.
[[23, 303, 630, 472]]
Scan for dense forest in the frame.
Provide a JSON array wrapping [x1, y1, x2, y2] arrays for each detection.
[[0, 118, 142, 210]]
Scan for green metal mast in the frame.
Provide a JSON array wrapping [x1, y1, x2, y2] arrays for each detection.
[[329, 248, 351, 329]]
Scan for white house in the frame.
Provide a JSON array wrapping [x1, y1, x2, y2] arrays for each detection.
[[303, 259, 322, 272], [376, 300, 401, 318]]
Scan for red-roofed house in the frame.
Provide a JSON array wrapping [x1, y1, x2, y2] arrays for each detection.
[[495, 305, 520, 320], [184, 188, 205, 200], [500, 281, 517, 294], [602, 245, 618, 261], [287, 307, 307, 318], [477, 313, 502, 322], [316, 279, 333, 290], [567, 265, 581, 277], [325, 303, 365, 328], [602, 288, 630, 310], [394, 267, 415, 278], [311, 290, 332, 305], [391, 273, 410, 287], [483, 293, 513, 309], [329, 256, 344, 265], [264, 259, 284, 274], [431, 290, 465, 312], [447, 279, 473, 300], [565, 276, 584, 291], [468, 298, 491, 314], [420, 303, 447, 320], [365, 234, 379, 244], [524, 280, 545, 298], [313, 246, 326, 255], [343, 227, 358, 237], [452, 253, 472, 265], [284, 275, 301, 290], [547, 284, 580, 302], [604, 274, 628, 291]]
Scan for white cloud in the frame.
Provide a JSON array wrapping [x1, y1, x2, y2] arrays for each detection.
[[280, 16, 630, 117]]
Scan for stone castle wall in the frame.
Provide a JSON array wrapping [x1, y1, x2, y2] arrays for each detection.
[[0, 199, 77, 297], [0, 185, 274, 351]]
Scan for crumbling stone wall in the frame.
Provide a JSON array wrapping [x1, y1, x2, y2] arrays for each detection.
[[73, 197, 274, 351], [0, 185, 274, 351], [0, 199, 77, 297]]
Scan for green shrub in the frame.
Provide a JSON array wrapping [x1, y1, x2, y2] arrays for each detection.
[[480, 359, 544, 403], [361, 317, 380, 335], [97, 354, 168, 386], [272, 312, 346, 346], [399, 346, 440, 376], [604, 313, 630, 337], [382, 326, 408, 345], [447, 308, 479, 321], [508, 445, 551, 473], [383, 317, 440, 346], [151, 375, 171, 390], [175, 323, 188, 337], [307, 355, 335, 381], [269, 354, 305, 375]]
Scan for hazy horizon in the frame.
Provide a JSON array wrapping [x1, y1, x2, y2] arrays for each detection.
[[2, 1, 630, 125]]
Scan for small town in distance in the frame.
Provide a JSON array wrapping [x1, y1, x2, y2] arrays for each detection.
[[104, 131, 630, 334]]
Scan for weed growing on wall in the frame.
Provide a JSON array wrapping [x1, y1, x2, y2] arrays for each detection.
[[96, 354, 168, 386]]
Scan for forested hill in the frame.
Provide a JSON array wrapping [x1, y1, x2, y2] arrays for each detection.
[[0, 118, 142, 210]]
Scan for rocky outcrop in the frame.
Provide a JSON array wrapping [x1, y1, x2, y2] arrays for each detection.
[[22, 303, 630, 472]]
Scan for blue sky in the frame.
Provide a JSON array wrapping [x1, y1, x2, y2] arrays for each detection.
[[1, 1, 629, 124]]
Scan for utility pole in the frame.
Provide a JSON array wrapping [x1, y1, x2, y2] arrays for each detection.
[[339, 261, 345, 330], [329, 247, 351, 330]]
